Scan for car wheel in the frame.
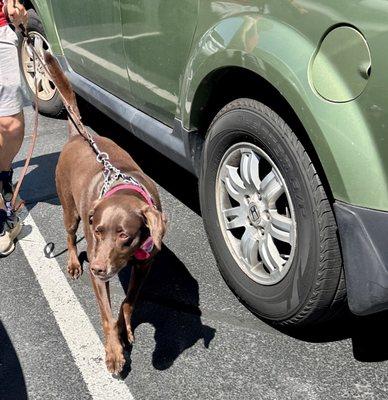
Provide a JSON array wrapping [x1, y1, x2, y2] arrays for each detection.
[[18, 9, 64, 117], [199, 98, 346, 327]]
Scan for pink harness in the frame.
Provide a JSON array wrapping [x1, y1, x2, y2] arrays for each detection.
[[104, 183, 155, 261]]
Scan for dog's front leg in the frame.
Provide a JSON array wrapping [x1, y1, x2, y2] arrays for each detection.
[[59, 191, 82, 279], [118, 262, 151, 345], [90, 273, 125, 374]]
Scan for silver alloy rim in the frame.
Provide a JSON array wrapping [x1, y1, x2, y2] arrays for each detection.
[[216, 143, 297, 285], [21, 31, 56, 101]]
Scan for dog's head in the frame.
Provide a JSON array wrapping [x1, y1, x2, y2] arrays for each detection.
[[88, 195, 166, 281]]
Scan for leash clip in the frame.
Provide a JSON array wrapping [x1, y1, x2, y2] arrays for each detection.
[[96, 152, 109, 163]]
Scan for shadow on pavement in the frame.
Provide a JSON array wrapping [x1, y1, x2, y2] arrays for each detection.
[[12, 152, 60, 208], [0, 321, 28, 400], [118, 245, 216, 374], [281, 308, 388, 362]]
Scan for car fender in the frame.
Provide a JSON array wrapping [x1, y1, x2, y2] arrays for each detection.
[[181, 15, 388, 209]]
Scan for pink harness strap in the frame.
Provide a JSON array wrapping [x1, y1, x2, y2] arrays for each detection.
[[104, 183, 155, 260], [104, 183, 154, 207]]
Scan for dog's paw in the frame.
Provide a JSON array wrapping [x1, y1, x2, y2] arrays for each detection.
[[127, 331, 135, 345], [105, 344, 125, 374], [118, 318, 135, 346], [67, 262, 83, 279]]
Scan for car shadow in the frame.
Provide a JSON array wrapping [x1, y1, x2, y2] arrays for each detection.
[[281, 308, 388, 362], [0, 321, 28, 400], [118, 245, 216, 376]]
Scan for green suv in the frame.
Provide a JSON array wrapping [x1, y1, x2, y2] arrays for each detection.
[[21, 0, 388, 326]]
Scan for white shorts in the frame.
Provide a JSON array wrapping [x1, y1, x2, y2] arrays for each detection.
[[0, 25, 30, 117]]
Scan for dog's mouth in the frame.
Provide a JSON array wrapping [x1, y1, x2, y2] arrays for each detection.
[[96, 273, 118, 283], [90, 259, 128, 281], [90, 268, 116, 282]]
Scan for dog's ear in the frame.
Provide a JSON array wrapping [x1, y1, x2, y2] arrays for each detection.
[[88, 199, 102, 225], [141, 206, 167, 251], [88, 209, 94, 225]]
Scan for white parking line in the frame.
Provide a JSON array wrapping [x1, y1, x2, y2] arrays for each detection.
[[19, 213, 134, 400]]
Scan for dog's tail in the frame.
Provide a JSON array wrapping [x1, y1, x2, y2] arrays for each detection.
[[43, 52, 80, 137]]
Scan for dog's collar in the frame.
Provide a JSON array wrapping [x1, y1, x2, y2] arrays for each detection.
[[104, 183, 155, 261]]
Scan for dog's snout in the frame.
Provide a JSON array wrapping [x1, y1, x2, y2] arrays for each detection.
[[92, 266, 104, 275], [91, 262, 106, 276]]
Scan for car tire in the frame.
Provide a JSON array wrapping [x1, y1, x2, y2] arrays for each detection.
[[199, 98, 346, 327], [18, 9, 64, 117]]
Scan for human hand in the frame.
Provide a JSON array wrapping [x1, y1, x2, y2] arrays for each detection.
[[4, 1, 28, 29]]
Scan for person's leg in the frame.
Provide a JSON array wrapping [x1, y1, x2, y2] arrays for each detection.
[[0, 113, 24, 253], [0, 112, 25, 171], [0, 26, 26, 254], [0, 112, 25, 199]]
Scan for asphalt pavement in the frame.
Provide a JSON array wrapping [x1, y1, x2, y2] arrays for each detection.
[[0, 104, 387, 400]]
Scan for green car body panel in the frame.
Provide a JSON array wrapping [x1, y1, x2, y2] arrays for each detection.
[[181, 1, 388, 211], [51, 0, 131, 102], [121, 0, 200, 126], [30, 0, 61, 54], [30, 0, 388, 212], [29, 1, 388, 314]]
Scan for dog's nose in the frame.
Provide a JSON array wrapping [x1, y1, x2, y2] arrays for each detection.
[[91, 264, 106, 276]]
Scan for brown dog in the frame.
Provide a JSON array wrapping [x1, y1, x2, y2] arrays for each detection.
[[45, 53, 167, 374]]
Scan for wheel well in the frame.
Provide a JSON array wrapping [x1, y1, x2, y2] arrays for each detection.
[[190, 66, 334, 203]]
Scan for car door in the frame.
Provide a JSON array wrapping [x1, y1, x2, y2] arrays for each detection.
[[51, 0, 131, 101], [121, 0, 199, 126]]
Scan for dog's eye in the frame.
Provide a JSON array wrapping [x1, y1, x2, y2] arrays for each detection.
[[119, 233, 129, 240]]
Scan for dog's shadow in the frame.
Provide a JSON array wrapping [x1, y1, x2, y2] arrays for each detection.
[[118, 245, 216, 376]]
